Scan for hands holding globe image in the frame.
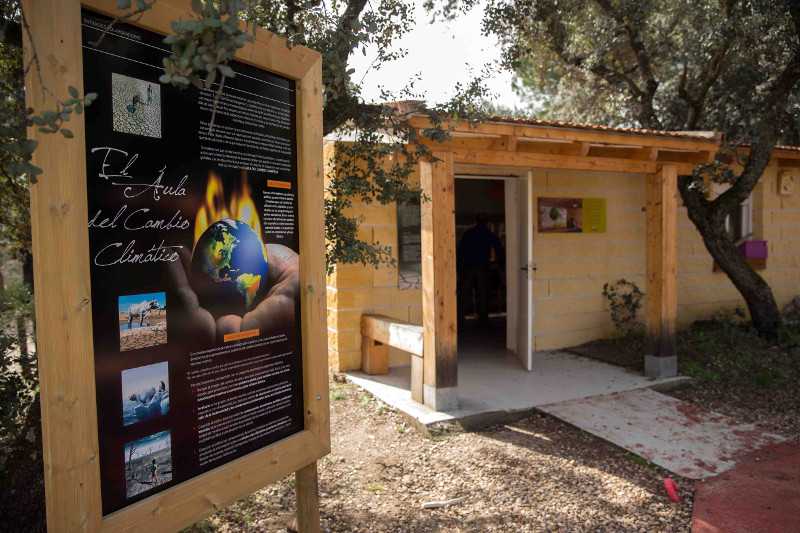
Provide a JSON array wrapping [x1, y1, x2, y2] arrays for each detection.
[[167, 219, 300, 345], [191, 219, 270, 318]]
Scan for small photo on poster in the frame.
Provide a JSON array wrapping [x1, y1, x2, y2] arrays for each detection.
[[124, 430, 172, 498], [121, 362, 170, 426], [118, 292, 167, 352], [111, 73, 162, 138]]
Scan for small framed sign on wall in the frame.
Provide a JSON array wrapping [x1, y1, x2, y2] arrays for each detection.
[[537, 197, 607, 233]]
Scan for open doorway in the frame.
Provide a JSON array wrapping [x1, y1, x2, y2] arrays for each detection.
[[454, 177, 508, 351]]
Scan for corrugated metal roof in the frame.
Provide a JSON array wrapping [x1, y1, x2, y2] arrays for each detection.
[[388, 103, 800, 151], [483, 115, 725, 143]]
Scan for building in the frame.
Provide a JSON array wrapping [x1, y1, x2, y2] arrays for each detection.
[[325, 113, 800, 411]]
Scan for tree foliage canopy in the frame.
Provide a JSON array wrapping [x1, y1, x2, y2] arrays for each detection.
[[484, 0, 800, 143], [481, 0, 800, 338]]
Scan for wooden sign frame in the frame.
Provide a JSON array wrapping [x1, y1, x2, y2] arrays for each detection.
[[23, 1, 329, 531]]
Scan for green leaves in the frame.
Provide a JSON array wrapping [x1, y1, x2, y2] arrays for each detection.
[[7, 87, 98, 182], [602, 279, 644, 333], [160, 0, 251, 95], [218, 64, 235, 78], [7, 161, 42, 177]]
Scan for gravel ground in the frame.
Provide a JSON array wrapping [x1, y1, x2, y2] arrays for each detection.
[[187, 376, 693, 533], [669, 382, 800, 440]]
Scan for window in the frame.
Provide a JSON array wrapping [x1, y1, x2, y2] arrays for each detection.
[[726, 194, 753, 243]]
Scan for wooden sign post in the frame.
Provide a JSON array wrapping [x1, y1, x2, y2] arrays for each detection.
[[24, 1, 328, 531]]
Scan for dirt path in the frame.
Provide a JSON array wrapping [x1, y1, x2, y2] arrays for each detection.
[[188, 376, 693, 532]]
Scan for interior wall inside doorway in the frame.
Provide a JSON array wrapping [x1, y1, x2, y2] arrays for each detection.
[[454, 178, 508, 329]]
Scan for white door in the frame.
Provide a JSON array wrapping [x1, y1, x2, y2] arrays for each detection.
[[515, 171, 534, 370], [504, 179, 518, 353]]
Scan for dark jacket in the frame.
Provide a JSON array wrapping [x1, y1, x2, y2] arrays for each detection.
[[457, 225, 504, 269]]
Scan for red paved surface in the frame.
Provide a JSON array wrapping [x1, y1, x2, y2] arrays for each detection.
[[692, 442, 800, 533]]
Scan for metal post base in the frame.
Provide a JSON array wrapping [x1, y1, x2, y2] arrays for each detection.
[[644, 355, 678, 378]]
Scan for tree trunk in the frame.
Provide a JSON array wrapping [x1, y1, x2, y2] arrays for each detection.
[[678, 178, 782, 339]]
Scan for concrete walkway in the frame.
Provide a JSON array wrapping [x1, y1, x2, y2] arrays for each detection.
[[347, 347, 688, 428], [539, 388, 787, 479], [348, 318, 690, 428]]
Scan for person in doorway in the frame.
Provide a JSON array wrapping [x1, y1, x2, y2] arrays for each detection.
[[457, 212, 505, 329]]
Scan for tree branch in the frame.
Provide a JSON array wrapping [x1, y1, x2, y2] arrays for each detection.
[[320, 0, 370, 134], [677, 1, 738, 130], [715, 13, 800, 211], [88, 0, 158, 47], [593, 0, 661, 128]]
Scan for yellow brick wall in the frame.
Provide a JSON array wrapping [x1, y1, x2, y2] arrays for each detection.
[[325, 143, 422, 371], [531, 171, 644, 351], [325, 139, 800, 367], [532, 166, 800, 351]]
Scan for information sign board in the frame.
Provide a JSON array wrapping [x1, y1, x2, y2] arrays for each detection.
[[24, 1, 328, 531], [81, 8, 308, 514]]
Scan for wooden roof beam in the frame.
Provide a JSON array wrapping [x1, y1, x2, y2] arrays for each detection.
[[776, 158, 800, 168], [451, 147, 658, 173], [407, 117, 722, 152], [656, 149, 716, 165]]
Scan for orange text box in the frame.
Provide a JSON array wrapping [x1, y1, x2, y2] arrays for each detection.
[[268, 180, 291, 189], [224, 328, 260, 342]]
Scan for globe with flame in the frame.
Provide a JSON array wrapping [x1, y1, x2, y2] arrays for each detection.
[[191, 219, 269, 318]]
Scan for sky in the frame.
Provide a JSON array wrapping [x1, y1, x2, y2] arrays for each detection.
[[125, 430, 171, 457], [348, 0, 525, 110], [118, 292, 166, 312]]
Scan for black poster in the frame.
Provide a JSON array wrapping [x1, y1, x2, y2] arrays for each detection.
[[80, 10, 303, 515], [397, 197, 422, 290]]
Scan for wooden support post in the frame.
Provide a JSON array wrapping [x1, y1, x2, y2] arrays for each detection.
[[22, 2, 102, 530], [645, 164, 678, 377], [420, 152, 458, 411], [295, 462, 320, 533], [361, 337, 388, 375]]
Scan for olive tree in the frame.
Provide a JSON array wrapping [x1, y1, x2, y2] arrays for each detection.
[[481, 0, 800, 339]]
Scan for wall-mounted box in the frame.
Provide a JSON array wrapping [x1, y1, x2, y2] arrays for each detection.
[[713, 240, 767, 271], [738, 239, 768, 259]]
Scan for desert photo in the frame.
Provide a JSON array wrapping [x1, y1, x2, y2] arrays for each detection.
[[124, 430, 172, 499], [111, 72, 162, 138], [118, 292, 167, 352]]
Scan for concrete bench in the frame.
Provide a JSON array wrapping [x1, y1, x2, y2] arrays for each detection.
[[361, 314, 424, 403]]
